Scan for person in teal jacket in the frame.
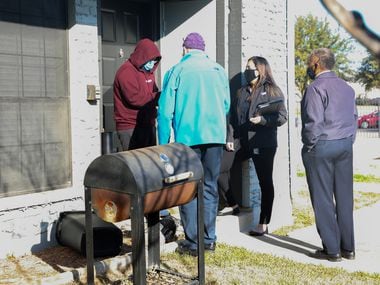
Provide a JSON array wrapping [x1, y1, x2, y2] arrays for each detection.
[[157, 32, 230, 256]]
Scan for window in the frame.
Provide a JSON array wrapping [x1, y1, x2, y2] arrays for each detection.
[[0, 0, 70, 197]]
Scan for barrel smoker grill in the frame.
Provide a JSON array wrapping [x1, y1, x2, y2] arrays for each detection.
[[83, 143, 205, 285]]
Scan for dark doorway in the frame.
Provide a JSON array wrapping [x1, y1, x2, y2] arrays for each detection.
[[100, 0, 159, 153]]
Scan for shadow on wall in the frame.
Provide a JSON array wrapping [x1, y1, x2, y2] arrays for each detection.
[[0, 1, 67, 29], [30, 222, 58, 254], [228, 72, 246, 206], [162, 0, 212, 37], [31, 220, 87, 274], [230, 71, 243, 98]]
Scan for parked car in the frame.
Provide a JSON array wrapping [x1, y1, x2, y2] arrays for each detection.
[[357, 111, 380, 129]]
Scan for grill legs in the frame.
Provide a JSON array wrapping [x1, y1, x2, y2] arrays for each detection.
[[147, 212, 160, 268], [130, 195, 147, 285], [85, 186, 205, 285], [85, 187, 95, 285]]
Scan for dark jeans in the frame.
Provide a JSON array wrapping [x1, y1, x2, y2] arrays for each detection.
[[117, 126, 156, 151], [251, 147, 276, 225], [302, 137, 355, 254], [179, 144, 223, 249]]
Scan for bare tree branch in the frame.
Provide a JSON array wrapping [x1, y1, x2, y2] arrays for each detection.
[[320, 0, 380, 60]]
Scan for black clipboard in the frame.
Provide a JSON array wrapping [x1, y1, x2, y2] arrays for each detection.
[[254, 98, 283, 115]]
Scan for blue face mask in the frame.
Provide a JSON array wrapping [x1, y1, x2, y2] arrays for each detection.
[[143, 60, 156, 71]]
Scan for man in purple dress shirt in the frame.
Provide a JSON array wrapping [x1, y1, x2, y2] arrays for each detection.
[[301, 48, 357, 262]]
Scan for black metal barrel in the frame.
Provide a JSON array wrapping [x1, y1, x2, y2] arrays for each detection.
[[83, 143, 205, 285]]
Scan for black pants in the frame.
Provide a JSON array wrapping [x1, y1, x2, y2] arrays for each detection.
[[251, 147, 276, 224], [117, 126, 156, 151], [302, 137, 354, 255]]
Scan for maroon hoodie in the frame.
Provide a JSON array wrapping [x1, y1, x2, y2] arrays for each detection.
[[113, 38, 161, 130]]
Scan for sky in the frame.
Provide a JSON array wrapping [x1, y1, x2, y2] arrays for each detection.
[[291, 0, 379, 64]]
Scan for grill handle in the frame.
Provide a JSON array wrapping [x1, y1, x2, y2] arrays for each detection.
[[164, 171, 194, 184]]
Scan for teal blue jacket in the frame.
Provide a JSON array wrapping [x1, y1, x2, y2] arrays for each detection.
[[157, 50, 230, 146]]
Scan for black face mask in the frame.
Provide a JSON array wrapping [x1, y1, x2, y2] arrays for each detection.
[[244, 69, 258, 84], [306, 66, 316, 80]]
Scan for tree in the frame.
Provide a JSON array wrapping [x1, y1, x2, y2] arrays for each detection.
[[295, 15, 354, 95], [355, 52, 380, 92]]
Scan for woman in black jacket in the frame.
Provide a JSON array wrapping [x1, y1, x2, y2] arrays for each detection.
[[231, 56, 287, 235]]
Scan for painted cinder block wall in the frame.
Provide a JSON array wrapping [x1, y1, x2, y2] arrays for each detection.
[[0, 0, 101, 258], [241, 0, 293, 229]]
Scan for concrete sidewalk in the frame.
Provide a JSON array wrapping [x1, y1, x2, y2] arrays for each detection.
[[216, 201, 380, 274]]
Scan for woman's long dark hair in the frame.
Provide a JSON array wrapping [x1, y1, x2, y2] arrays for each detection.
[[248, 56, 279, 98]]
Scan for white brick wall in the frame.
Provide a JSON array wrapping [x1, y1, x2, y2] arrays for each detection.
[[69, 23, 101, 189], [0, 198, 83, 257], [242, 0, 287, 86]]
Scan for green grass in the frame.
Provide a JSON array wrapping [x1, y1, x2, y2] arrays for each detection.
[[273, 190, 380, 236], [297, 171, 380, 183], [273, 207, 315, 236], [354, 191, 380, 209], [353, 174, 380, 183], [158, 243, 380, 285]]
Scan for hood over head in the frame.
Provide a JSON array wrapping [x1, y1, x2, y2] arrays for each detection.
[[129, 38, 161, 71]]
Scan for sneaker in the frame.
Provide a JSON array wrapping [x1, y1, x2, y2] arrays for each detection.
[[176, 241, 197, 256], [205, 242, 216, 252], [217, 207, 233, 216], [218, 206, 240, 216]]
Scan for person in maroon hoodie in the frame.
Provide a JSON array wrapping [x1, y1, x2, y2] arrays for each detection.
[[113, 38, 161, 150]]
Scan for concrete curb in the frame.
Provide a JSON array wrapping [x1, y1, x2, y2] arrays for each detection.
[[39, 253, 133, 285], [39, 241, 178, 285]]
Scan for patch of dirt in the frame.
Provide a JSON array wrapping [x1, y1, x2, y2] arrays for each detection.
[[0, 233, 134, 285], [0, 220, 190, 285]]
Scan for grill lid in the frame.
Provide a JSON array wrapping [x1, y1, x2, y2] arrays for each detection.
[[84, 143, 203, 195]]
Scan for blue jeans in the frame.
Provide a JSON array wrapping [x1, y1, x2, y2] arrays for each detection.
[[179, 144, 223, 249], [248, 159, 261, 230]]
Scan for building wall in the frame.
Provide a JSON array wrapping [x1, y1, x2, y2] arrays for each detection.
[[241, 0, 293, 229], [159, 0, 216, 81], [0, 0, 101, 258]]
